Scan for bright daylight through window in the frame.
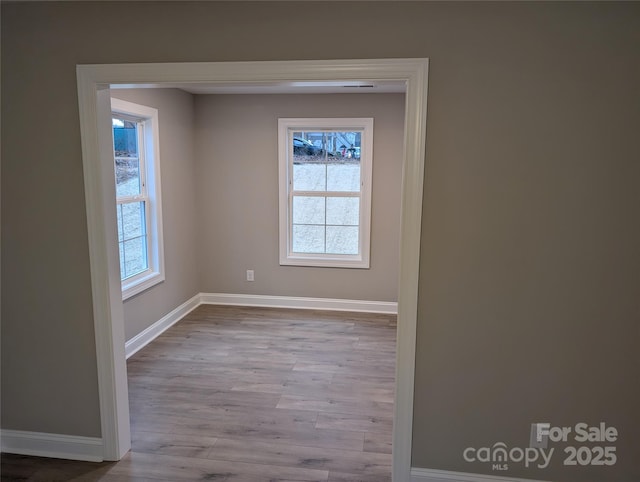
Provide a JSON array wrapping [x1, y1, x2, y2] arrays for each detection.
[[111, 98, 164, 300], [279, 118, 373, 268]]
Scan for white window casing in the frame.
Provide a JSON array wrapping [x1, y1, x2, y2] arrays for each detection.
[[278, 118, 374, 268], [111, 98, 164, 299]]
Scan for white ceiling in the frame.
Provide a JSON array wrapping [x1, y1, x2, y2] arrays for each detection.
[[111, 80, 407, 95]]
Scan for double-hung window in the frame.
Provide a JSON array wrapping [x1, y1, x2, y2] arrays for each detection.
[[111, 98, 164, 299], [278, 118, 374, 268]]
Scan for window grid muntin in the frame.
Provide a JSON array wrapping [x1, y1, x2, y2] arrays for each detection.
[[290, 193, 361, 255], [288, 127, 364, 257]]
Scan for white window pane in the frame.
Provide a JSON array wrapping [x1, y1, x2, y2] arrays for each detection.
[[118, 241, 125, 277], [113, 118, 142, 197], [327, 163, 360, 192], [326, 197, 359, 226], [113, 119, 139, 157], [293, 131, 325, 161], [293, 164, 326, 191], [293, 196, 325, 225], [324, 132, 340, 156], [115, 158, 141, 197], [292, 225, 325, 253], [116, 205, 124, 242], [326, 226, 359, 255], [118, 201, 147, 281], [123, 236, 148, 278], [335, 131, 361, 159], [121, 202, 146, 239]]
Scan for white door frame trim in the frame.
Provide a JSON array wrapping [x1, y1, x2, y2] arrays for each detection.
[[76, 58, 429, 480]]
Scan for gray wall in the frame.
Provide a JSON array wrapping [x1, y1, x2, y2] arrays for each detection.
[[111, 89, 199, 341], [113, 90, 402, 341], [195, 94, 404, 301], [2, 2, 639, 481]]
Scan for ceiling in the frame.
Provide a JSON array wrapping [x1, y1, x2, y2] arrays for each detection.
[[111, 80, 407, 95]]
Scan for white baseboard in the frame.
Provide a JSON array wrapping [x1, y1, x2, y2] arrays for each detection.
[[411, 468, 552, 482], [200, 292, 398, 314], [125, 292, 396, 359], [125, 293, 201, 359], [1, 430, 103, 462]]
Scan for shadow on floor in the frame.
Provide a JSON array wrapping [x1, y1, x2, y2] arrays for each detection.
[[1, 453, 115, 481]]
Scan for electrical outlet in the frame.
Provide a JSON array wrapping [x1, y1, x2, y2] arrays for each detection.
[[246, 270, 255, 282]]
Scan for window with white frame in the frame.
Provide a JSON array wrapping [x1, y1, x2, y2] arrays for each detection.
[[111, 98, 164, 300], [278, 118, 374, 268]]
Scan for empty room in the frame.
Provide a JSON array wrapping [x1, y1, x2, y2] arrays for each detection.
[[2, 2, 639, 482], [111, 85, 406, 480]]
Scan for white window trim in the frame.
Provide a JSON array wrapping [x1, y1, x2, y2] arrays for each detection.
[[278, 117, 374, 269], [111, 98, 165, 300]]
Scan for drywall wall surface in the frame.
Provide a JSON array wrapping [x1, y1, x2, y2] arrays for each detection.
[[410, 4, 640, 481], [1, 3, 639, 479], [111, 89, 199, 342], [194, 93, 404, 302]]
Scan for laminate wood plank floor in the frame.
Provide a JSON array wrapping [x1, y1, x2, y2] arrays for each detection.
[[1, 305, 397, 482]]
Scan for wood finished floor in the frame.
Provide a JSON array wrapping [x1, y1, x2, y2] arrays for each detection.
[[1, 305, 397, 481]]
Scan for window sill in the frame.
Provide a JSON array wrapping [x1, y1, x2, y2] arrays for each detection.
[[122, 270, 164, 301], [280, 255, 370, 269]]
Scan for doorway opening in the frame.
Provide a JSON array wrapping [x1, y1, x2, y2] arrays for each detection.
[[76, 58, 429, 481]]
